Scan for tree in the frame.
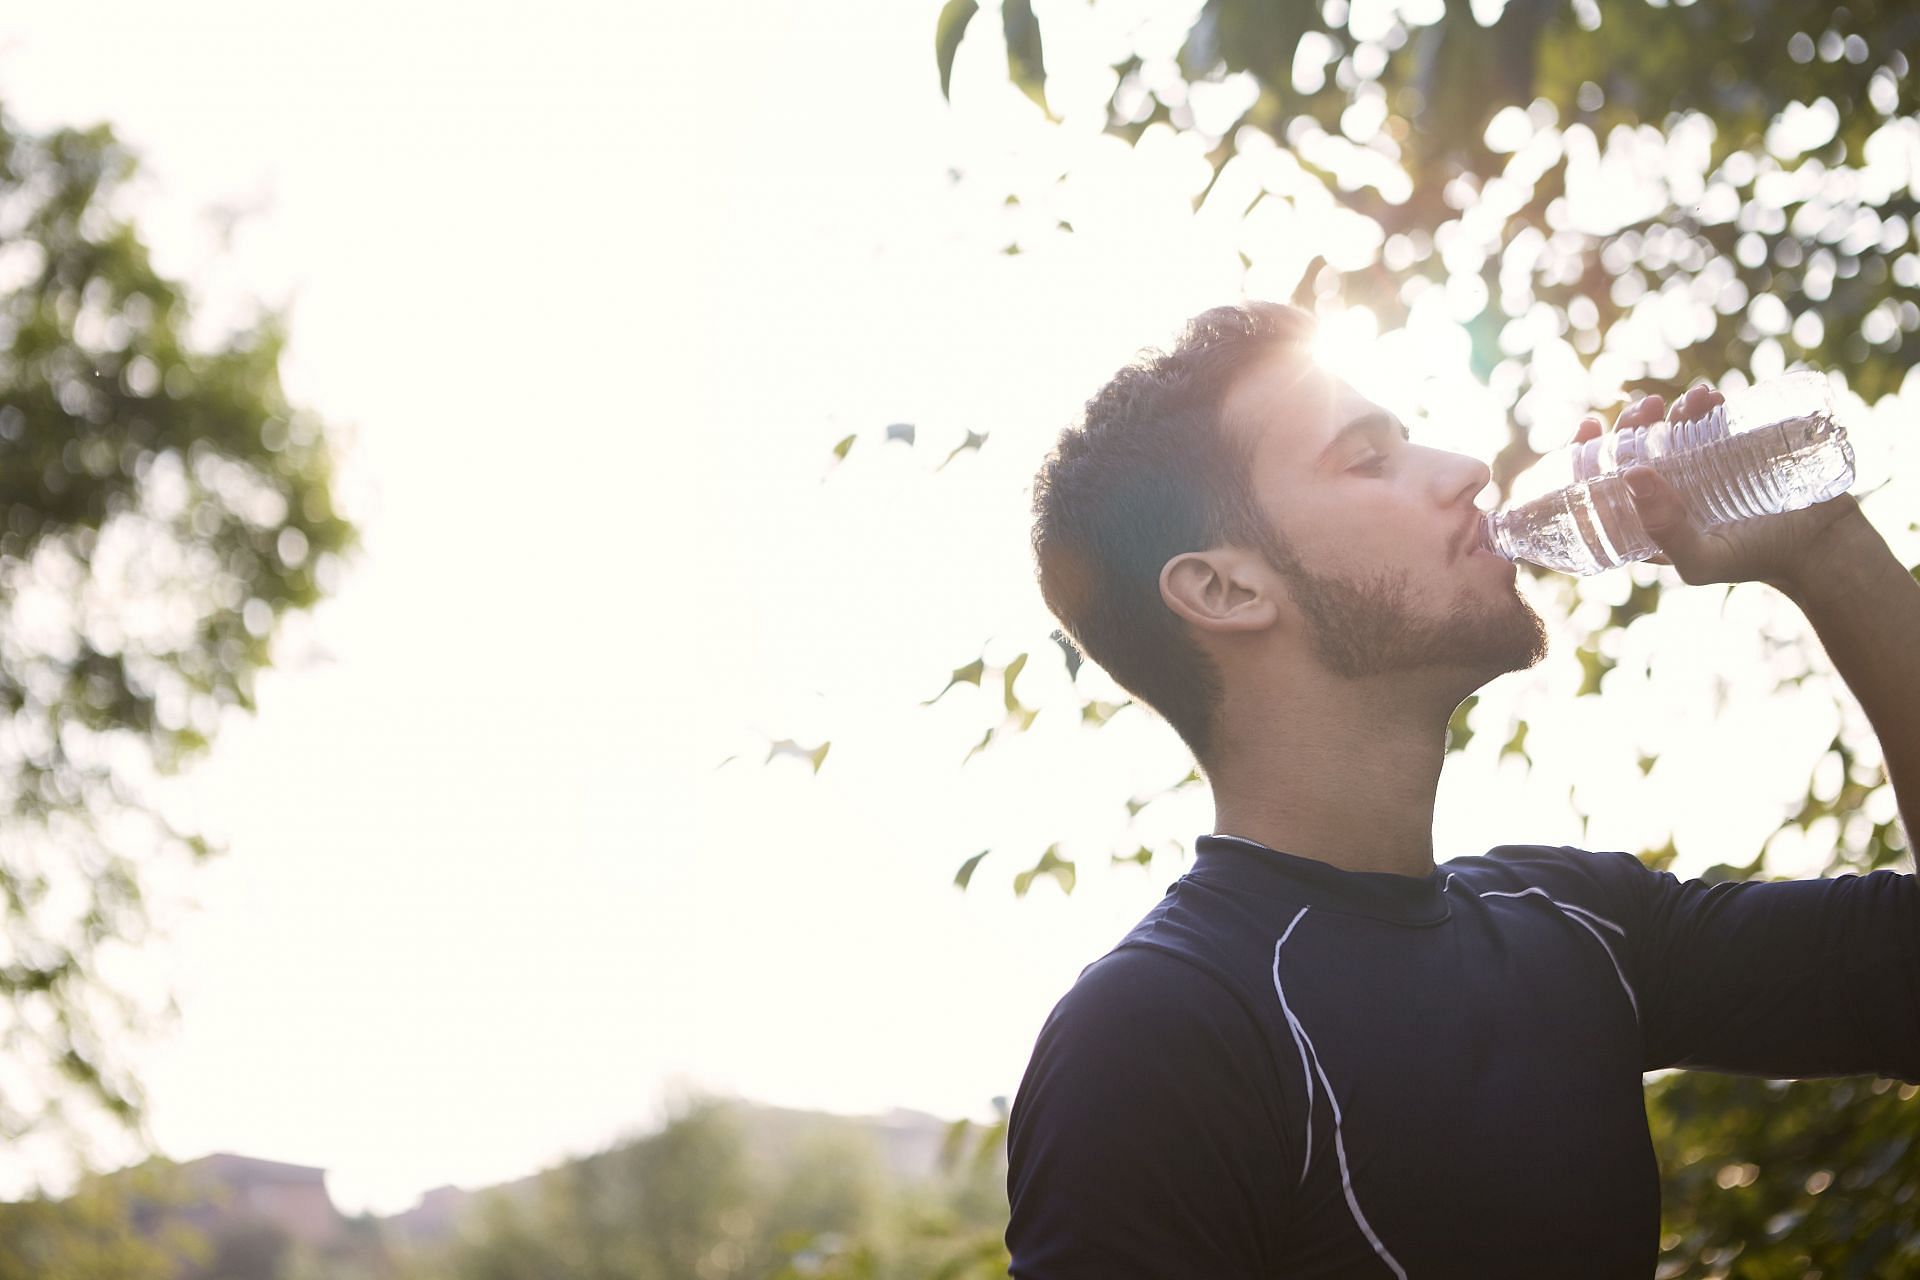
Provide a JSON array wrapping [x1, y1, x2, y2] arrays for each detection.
[[0, 103, 356, 1159], [918, 1, 1918, 1272], [394, 1100, 1009, 1280], [0, 1160, 205, 1280]]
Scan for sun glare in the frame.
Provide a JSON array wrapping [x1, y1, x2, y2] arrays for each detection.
[[1305, 299, 1520, 480], [1311, 304, 1418, 421]]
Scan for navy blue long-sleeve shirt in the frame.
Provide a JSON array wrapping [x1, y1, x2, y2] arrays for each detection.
[[1006, 835, 1920, 1277]]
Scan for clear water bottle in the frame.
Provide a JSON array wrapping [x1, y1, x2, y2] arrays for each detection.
[[1481, 371, 1856, 575]]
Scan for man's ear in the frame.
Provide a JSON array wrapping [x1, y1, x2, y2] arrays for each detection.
[[1160, 548, 1281, 635]]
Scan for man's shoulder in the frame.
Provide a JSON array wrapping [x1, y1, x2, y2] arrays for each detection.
[[1442, 842, 1656, 906], [1036, 948, 1274, 1074], [1049, 941, 1256, 1038]]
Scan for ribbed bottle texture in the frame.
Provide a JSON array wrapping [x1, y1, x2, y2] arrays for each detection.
[[1483, 372, 1856, 576]]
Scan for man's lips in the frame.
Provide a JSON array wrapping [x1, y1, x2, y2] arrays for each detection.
[[1454, 514, 1484, 561]]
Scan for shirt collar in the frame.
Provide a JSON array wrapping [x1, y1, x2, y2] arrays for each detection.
[[1192, 833, 1452, 927]]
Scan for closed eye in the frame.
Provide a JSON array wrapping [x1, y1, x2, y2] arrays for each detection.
[[1325, 411, 1411, 473]]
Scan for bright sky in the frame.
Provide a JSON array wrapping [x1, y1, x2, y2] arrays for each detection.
[[1, 0, 1915, 1219]]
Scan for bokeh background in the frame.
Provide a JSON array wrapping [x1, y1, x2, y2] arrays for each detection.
[[0, 0, 1916, 1276]]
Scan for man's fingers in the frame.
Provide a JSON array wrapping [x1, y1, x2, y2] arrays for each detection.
[[1668, 383, 1725, 424], [1615, 394, 1666, 432], [1572, 414, 1604, 445]]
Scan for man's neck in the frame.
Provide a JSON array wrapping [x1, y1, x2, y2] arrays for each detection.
[[1207, 677, 1456, 880]]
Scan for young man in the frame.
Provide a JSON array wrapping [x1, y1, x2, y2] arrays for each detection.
[[1008, 301, 1919, 1277]]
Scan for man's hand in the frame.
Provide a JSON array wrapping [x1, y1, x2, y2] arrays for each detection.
[[1580, 382, 1918, 851], [1571, 384, 1869, 593]]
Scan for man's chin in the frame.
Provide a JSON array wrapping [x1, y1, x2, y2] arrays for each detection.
[[1431, 589, 1546, 679], [1479, 592, 1548, 675]]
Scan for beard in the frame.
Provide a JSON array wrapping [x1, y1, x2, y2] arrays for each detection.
[[1280, 561, 1547, 680]]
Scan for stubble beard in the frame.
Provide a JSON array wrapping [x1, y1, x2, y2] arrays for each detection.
[[1281, 561, 1548, 680]]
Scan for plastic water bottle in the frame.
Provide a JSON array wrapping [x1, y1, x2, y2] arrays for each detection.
[[1481, 371, 1856, 575]]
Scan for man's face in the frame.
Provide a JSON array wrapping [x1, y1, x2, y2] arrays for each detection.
[[1221, 349, 1546, 680]]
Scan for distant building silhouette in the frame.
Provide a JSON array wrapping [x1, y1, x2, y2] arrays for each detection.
[[384, 1182, 476, 1245], [172, 1153, 342, 1248]]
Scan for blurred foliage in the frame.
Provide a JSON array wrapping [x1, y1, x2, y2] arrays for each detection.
[[0, 1160, 205, 1280], [918, 0, 1920, 1272], [0, 102, 356, 1152], [392, 1100, 1009, 1280]]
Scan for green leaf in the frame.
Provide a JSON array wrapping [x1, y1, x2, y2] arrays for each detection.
[[1002, 0, 1049, 116], [935, 0, 980, 101], [1012, 844, 1076, 897], [1111, 846, 1154, 869], [1500, 721, 1530, 762], [831, 433, 856, 461], [922, 657, 986, 705], [937, 429, 990, 470], [953, 849, 990, 890], [1001, 651, 1028, 712]]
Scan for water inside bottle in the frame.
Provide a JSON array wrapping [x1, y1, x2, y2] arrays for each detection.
[[1492, 471, 1652, 576], [1485, 406, 1853, 575]]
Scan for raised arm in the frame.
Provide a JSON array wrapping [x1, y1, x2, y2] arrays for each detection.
[[1770, 508, 1920, 849], [1576, 383, 1918, 849]]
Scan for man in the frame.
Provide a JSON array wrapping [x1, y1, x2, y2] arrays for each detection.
[[1007, 301, 1919, 1277]]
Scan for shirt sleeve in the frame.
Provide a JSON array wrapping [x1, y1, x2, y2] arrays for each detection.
[[1583, 849, 1920, 1082], [1005, 944, 1294, 1279]]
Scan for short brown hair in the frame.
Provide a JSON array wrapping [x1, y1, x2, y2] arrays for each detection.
[[1029, 302, 1314, 771]]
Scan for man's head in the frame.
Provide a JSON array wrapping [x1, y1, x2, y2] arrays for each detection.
[[1029, 301, 1544, 772]]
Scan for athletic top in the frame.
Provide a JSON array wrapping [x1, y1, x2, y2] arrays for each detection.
[[1006, 835, 1920, 1278]]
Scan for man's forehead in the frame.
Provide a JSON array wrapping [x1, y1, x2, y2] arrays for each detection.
[[1220, 348, 1347, 465]]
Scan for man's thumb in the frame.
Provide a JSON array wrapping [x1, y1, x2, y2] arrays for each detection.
[[1624, 466, 1695, 554]]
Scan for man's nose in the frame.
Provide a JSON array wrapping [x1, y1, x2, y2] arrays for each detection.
[[1423, 445, 1493, 508]]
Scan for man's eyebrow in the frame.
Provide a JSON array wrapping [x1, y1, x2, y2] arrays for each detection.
[[1317, 411, 1409, 464]]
